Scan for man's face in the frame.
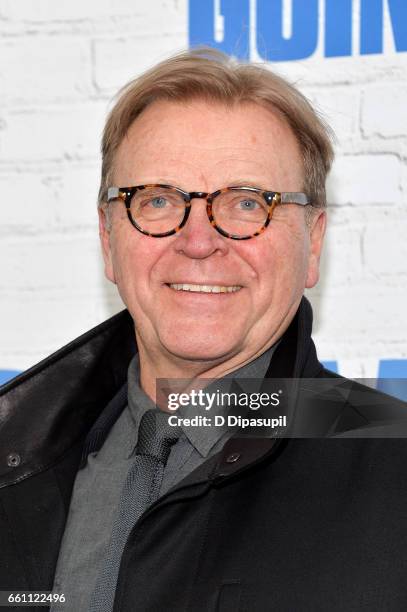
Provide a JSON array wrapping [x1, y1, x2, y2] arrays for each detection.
[[100, 99, 325, 369]]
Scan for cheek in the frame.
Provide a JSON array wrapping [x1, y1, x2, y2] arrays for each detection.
[[110, 233, 134, 285], [109, 232, 161, 303], [248, 226, 310, 297]]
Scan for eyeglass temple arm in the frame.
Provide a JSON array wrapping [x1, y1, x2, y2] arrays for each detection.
[[107, 187, 121, 201], [280, 192, 311, 205]]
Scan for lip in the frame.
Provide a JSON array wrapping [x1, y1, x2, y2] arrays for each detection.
[[165, 283, 243, 295], [165, 281, 243, 287]]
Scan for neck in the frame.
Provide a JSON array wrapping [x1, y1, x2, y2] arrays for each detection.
[[136, 334, 281, 405]]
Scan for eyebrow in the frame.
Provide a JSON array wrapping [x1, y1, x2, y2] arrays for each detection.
[[226, 179, 271, 189], [152, 179, 272, 190]]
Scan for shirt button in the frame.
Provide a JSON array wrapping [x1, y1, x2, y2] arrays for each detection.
[[226, 452, 241, 464], [7, 453, 21, 467]]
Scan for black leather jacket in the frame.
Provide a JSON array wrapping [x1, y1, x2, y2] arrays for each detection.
[[1, 298, 406, 611]]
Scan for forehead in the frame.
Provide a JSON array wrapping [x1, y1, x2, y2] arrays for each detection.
[[113, 99, 303, 191]]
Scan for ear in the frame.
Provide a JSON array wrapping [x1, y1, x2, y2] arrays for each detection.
[[98, 206, 116, 284], [305, 210, 326, 289]]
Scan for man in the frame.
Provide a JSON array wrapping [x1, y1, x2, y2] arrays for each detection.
[[1, 48, 406, 611]]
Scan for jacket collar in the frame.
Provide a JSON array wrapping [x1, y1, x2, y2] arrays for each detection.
[[211, 295, 323, 481], [0, 297, 320, 487]]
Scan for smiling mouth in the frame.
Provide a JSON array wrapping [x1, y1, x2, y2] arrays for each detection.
[[167, 283, 242, 294]]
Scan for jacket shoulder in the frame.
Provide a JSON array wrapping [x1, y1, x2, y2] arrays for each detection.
[[0, 310, 135, 488], [317, 368, 407, 437], [0, 309, 134, 397]]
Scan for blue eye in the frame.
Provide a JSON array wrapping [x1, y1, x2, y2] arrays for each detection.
[[150, 197, 167, 208], [239, 199, 259, 210]]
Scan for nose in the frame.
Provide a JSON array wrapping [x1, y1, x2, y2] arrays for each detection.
[[173, 197, 228, 259]]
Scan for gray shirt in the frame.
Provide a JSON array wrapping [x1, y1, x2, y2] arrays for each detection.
[[51, 346, 276, 611]]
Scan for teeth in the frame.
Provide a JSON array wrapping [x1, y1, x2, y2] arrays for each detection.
[[169, 283, 242, 293]]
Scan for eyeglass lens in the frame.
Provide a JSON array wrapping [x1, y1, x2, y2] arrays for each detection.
[[129, 187, 269, 236]]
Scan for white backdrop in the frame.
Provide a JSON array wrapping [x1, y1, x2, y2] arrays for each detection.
[[0, 0, 406, 381]]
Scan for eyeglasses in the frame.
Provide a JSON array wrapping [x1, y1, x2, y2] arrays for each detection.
[[106, 184, 311, 240]]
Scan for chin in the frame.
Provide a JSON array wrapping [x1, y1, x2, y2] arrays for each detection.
[[159, 330, 241, 364]]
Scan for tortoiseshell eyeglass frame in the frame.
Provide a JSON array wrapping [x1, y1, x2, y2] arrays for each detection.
[[106, 184, 311, 240]]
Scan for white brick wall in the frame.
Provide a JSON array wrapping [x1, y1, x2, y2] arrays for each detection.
[[0, 0, 406, 379]]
